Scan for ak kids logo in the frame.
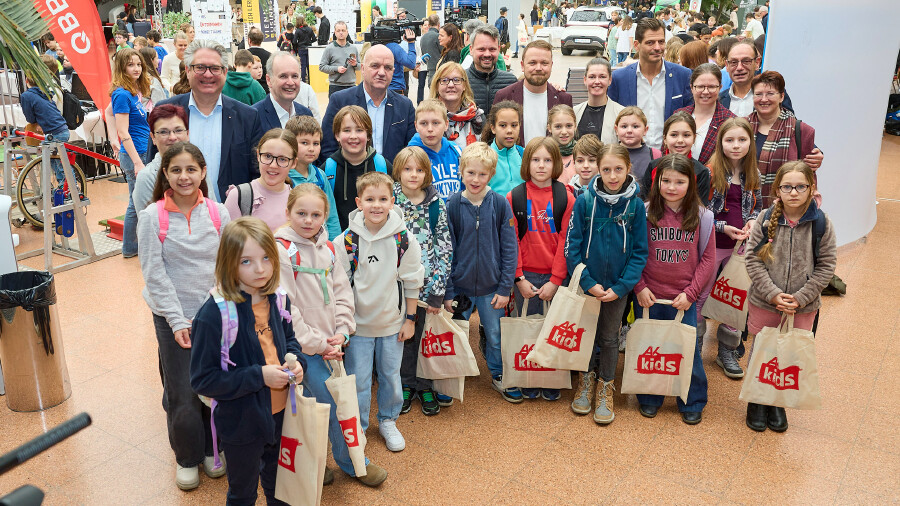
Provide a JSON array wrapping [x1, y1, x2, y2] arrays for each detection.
[[278, 436, 302, 472], [339, 417, 361, 447], [546, 321, 584, 352], [710, 277, 747, 310], [636, 347, 682, 375], [515, 344, 554, 371], [758, 357, 800, 390], [420, 329, 456, 358]]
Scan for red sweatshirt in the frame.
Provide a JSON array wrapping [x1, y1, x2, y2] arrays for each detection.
[[506, 181, 575, 285], [634, 204, 716, 302]]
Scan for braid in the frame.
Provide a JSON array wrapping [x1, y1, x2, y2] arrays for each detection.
[[757, 200, 783, 263]]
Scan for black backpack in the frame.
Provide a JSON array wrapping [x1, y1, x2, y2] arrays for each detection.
[[61, 89, 84, 129], [510, 180, 568, 241]]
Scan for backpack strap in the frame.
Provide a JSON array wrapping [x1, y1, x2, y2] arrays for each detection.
[[511, 183, 528, 240], [394, 230, 409, 267], [650, 147, 662, 159], [812, 207, 825, 263], [205, 198, 222, 235], [236, 183, 254, 216], [278, 238, 302, 279], [274, 287, 292, 323], [794, 119, 803, 156], [428, 200, 440, 237], [752, 206, 775, 255], [551, 180, 567, 234], [344, 229, 360, 284], [156, 200, 169, 243], [312, 165, 327, 191], [324, 158, 337, 191], [374, 154, 387, 174], [209, 289, 239, 369], [698, 207, 712, 256]]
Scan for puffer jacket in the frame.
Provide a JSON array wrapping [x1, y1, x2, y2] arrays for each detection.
[[745, 201, 836, 315], [466, 65, 517, 115]]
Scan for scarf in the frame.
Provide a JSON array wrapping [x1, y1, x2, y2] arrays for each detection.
[[446, 102, 484, 146], [558, 138, 576, 156], [593, 174, 638, 206], [749, 107, 795, 193]]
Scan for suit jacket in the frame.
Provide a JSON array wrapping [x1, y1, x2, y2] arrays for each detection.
[[574, 98, 625, 145], [608, 61, 694, 121], [319, 83, 416, 165], [493, 80, 573, 146], [252, 95, 314, 132], [155, 92, 263, 200]]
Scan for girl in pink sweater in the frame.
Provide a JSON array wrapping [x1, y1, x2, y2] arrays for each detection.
[[224, 129, 296, 231], [633, 154, 716, 425]]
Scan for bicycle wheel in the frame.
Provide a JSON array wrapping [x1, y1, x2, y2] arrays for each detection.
[[16, 155, 87, 228]]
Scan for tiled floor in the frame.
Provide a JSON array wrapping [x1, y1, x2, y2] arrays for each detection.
[[2, 132, 899, 503]]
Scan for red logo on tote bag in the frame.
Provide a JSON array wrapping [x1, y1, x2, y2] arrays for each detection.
[[278, 436, 301, 472], [515, 344, 555, 371], [547, 322, 585, 352], [339, 417, 360, 447], [635, 347, 682, 375], [710, 277, 747, 310], [420, 330, 456, 357], [758, 358, 800, 390]]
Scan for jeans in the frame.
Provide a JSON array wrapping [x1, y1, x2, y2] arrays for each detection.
[[43, 129, 70, 183], [400, 305, 432, 391], [462, 294, 506, 378], [328, 84, 354, 97], [298, 48, 310, 83], [220, 410, 287, 506], [513, 271, 551, 317], [617, 51, 629, 63], [589, 296, 628, 381], [343, 333, 403, 433], [635, 303, 708, 413], [416, 70, 428, 105], [120, 153, 140, 256], [153, 314, 213, 468]]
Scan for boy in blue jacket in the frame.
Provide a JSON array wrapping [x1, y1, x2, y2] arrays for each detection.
[[19, 59, 70, 183], [408, 99, 462, 200], [285, 115, 342, 239], [443, 142, 520, 403], [565, 144, 648, 425]]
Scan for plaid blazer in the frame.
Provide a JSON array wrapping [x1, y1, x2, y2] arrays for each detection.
[[675, 102, 736, 165]]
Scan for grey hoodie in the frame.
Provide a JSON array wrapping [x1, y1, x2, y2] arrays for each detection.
[[319, 40, 360, 86]]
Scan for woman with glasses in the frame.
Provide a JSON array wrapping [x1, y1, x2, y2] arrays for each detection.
[[429, 62, 485, 150], [133, 105, 191, 214], [675, 63, 736, 165]]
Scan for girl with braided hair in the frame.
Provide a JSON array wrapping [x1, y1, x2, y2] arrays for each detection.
[[744, 161, 836, 433]]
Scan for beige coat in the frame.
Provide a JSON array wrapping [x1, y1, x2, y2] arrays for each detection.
[[574, 98, 625, 145]]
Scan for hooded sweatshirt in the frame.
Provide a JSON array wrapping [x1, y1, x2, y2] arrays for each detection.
[[408, 133, 463, 200], [564, 174, 648, 297], [506, 181, 575, 285], [222, 71, 267, 106], [288, 164, 342, 239], [274, 225, 356, 355], [489, 141, 525, 197], [392, 183, 453, 307], [328, 147, 393, 230], [335, 208, 424, 337]]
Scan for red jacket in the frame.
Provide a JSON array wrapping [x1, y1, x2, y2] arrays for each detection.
[[506, 181, 574, 285], [493, 80, 573, 146]]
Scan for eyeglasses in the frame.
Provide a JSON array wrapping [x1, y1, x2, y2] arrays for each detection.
[[778, 184, 810, 194], [726, 58, 755, 68], [189, 64, 226, 75], [154, 127, 187, 137], [258, 152, 295, 168], [692, 85, 720, 92], [753, 91, 780, 99], [439, 77, 463, 85]]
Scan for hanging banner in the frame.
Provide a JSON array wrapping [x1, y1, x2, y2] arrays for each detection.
[[36, 0, 112, 113], [241, 0, 277, 42], [196, 0, 233, 47], [689, 0, 702, 12]]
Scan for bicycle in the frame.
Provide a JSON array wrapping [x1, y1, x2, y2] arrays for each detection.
[[14, 149, 87, 229]]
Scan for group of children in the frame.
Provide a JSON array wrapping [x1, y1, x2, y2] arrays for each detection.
[[135, 74, 836, 502]]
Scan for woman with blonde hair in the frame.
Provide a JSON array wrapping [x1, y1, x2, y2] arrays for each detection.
[[430, 62, 485, 150]]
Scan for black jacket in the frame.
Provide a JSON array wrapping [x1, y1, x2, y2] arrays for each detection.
[[466, 66, 517, 115], [317, 16, 331, 46]]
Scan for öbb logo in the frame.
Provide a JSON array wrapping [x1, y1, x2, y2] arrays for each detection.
[[278, 436, 301, 472], [710, 277, 746, 310], [758, 358, 800, 390], [547, 321, 584, 352], [636, 347, 682, 375], [420, 330, 456, 358], [339, 417, 360, 447], [515, 344, 554, 371]]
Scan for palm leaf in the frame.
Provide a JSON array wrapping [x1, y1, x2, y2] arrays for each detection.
[[0, 0, 57, 99]]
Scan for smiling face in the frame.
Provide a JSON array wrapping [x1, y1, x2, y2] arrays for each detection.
[[615, 114, 649, 148], [691, 73, 721, 107], [416, 110, 448, 150], [399, 159, 428, 193], [257, 139, 295, 190], [549, 113, 575, 147], [725, 44, 759, 87], [355, 183, 394, 227], [664, 121, 695, 156], [583, 64, 611, 99], [752, 82, 784, 117], [471, 33, 500, 73], [461, 161, 492, 195], [659, 168, 689, 207], [721, 125, 751, 166], [187, 48, 227, 97], [287, 193, 327, 239], [528, 146, 554, 185], [338, 116, 368, 158], [268, 54, 301, 103], [437, 69, 465, 107], [636, 28, 666, 65], [599, 153, 629, 193], [438, 28, 450, 46], [522, 47, 552, 88], [574, 152, 598, 185], [237, 238, 274, 296], [165, 152, 206, 199], [150, 116, 189, 154], [491, 108, 520, 149], [174, 38, 189, 59]]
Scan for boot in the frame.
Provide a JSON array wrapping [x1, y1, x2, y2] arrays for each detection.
[[593, 379, 615, 425], [571, 371, 596, 415], [746, 403, 767, 432], [716, 344, 744, 379], [767, 406, 788, 432]]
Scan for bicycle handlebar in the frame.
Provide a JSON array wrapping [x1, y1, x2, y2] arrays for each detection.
[[13, 130, 120, 167]]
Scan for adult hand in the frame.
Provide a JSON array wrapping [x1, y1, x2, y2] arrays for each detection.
[[262, 365, 290, 388], [803, 148, 823, 170], [636, 287, 656, 308], [174, 328, 191, 348], [587, 284, 605, 299], [338, 66, 347, 74], [404, 28, 416, 41], [135, 160, 146, 174], [491, 294, 510, 310]]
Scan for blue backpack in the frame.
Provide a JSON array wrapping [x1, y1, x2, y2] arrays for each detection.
[[323, 155, 388, 192]]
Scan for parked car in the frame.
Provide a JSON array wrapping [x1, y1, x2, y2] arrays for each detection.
[[566, 6, 625, 29], [560, 7, 624, 56]]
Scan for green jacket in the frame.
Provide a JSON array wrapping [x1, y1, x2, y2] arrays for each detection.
[[222, 71, 266, 107]]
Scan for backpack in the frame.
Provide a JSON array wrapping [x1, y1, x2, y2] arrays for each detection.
[[752, 204, 826, 263], [278, 31, 294, 52], [235, 183, 255, 217], [510, 180, 568, 241], [324, 154, 387, 192], [342, 228, 408, 284], [61, 89, 84, 130], [156, 198, 222, 243], [278, 237, 337, 303]]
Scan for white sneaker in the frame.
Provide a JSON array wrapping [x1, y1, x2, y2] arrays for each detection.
[[175, 464, 200, 490], [379, 419, 406, 452], [203, 453, 226, 478]]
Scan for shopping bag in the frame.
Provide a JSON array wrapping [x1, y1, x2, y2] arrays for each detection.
[[739, 315, 821, 409], [417, 309, 480, 380], [701, 241, 751, 331], [621, 300, 696, 402], [324, 360, 368, 476], [275, 384, 329, 506], [433, 376, 465, 402], [527, 264, 600, 371], [501, 306, 572, 389]]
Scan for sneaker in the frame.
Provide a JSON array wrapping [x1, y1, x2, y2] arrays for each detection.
[[401, 386, 414, 415], [418, 389, 440, 415], [356, 462, 388, 487], [571, 371, 596, 415], [521, 388, 540, 399], [716, 345, 745, 379], [175, 464, 200, 491], [379, 419, 406, 452], [541, 388, 560, 401], [323, 466, 334, 485], [618, 324, 630, 352], [491, 375, 523, 403], [593, 380, 615, 425], [202, 453, 226, 478], [435, 391, 453, 407]]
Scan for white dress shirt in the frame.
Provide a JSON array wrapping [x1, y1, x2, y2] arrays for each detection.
[[636, 62, 667, 149]]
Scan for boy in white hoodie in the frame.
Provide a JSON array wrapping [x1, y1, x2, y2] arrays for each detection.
[[336, 172, 425, 453]]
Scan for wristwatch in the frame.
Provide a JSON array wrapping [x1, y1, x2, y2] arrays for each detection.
[[405, 313, 417, 322], [515, 275, 527, 283]]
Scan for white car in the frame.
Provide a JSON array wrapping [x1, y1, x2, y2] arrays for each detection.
[[560, 6, 624, 55], [566, 6, 625, 29]]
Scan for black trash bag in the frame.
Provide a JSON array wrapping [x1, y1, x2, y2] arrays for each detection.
[[0, 271, 58, 355]]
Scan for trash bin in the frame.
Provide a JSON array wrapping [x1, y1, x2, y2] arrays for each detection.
[[0, 271, 71, 411]]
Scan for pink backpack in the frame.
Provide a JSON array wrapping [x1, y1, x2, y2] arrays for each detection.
[[156, 198, 222, 243]]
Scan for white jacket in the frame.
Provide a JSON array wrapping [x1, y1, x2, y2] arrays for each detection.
[[573, 98, 626, 145], [336, 208, 424, 337]]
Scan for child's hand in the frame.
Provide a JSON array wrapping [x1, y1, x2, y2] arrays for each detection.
[[536, 282, 558, 301], [281, 360, 305, 382], [174, 328, 191, 348], [516, 278, 537, 299], [327, 334, 345, 347], [724, 225, 747, 241], [398, 319, 415, 341], [636, 287, 656, 308], [491, 294, 510, 310], [322, 346, 344, 361], [426, 305, 441, 315], [743, 219, 757, 233], [587, 284, 606, 299], [770, 293, 798, 314], [443, 300, 454, 313], [262, 365, 290, 389], [599, 290, 620, 302], [672, 292, 691, 310]]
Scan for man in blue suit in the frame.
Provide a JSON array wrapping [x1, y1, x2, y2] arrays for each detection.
[[319, 44, 416, 165], [156, 40, 263, 202], [252, 51, 314, 132], [608, 18, 693, 149]]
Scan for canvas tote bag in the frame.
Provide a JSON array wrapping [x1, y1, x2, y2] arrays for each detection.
[[501, 305, 572, 389], [324, 360, 368, 476], [417, 309, 480, 380], [275, 384, 330, 506], [701, 240, 752, 332]]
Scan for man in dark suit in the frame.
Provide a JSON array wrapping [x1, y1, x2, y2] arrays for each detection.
[[252, 51, 314, 132], [157, 39, 263, 201], [247, 28, 271, 93], [319, 44, 415, 164], [493, 39, 572, 146], [608, 18, 693, 149]]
